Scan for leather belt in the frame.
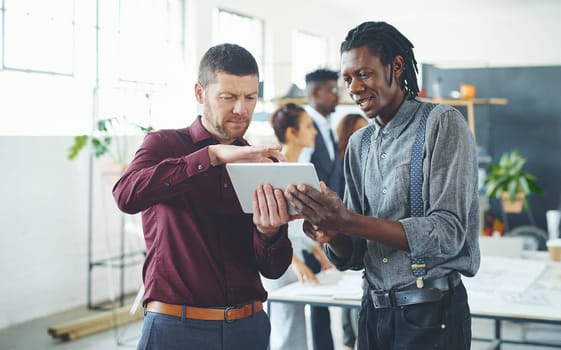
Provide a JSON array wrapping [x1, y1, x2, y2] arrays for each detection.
[[146, 300, 263, 321], [369, 273, 461, 309]]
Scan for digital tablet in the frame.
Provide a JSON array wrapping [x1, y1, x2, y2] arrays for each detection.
[[226, 162, 320, 214]]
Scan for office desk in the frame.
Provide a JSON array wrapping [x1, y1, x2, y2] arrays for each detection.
[[267, 253, 561, 349]]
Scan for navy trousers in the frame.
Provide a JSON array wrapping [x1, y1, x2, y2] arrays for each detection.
[[137, 310, 271, 350], [358, 280, 472, 350]]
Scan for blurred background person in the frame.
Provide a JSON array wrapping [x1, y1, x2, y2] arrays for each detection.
[[300, 68, 341, 350], [336, 113, 368, 350], [262, 103, 333, 350]]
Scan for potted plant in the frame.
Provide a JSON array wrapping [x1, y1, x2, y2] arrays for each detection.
[[483, 149, 543, 213], [68, 116, 154, 184]]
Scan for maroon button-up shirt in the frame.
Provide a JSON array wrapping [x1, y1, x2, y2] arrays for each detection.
[[113, 116, 292, 307]]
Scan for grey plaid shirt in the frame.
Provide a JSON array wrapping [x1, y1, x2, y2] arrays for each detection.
[[326, 98, 480, 291]]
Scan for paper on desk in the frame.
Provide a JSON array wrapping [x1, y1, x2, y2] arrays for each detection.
[[283, 269, 362, 299], [463, 256, 547, 295], [333, 271, 363, 299], [502, 292, 549, 306]]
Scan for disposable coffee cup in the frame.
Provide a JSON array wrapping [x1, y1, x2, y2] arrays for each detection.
[[546, 239, 561, 262], [546, 210, 561, 241]]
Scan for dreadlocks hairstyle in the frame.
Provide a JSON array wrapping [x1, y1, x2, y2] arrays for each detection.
[[340, 21, 420, 99], [198, 43, 259, 87]]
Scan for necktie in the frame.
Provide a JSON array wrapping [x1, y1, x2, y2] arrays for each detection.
[[329, 129, 338, 156]]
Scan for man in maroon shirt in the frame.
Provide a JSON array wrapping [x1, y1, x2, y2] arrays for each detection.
[[113, 43, 293, 350]]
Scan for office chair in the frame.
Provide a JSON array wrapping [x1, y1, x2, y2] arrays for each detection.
[[507, 225, 548, 251]]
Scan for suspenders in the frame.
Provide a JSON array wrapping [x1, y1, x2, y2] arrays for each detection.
[[359, 103, 437, 288]]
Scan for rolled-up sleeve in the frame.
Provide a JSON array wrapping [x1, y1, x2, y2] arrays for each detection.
[[400, 109, 478, 259], [325, 131, 369, 271]]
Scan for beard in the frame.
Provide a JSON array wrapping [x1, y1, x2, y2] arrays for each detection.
[[205, 115, 249, 143]]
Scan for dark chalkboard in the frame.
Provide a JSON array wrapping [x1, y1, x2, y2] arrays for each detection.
[[422, 64, 561, 232]]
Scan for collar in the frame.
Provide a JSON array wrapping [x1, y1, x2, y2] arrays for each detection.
[[374, 98, 422, 138], [305, 106, 332, 129]]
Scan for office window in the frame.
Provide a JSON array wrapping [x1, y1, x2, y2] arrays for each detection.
[[291, 31, 327, 89], [98, 0, 187, 131], [2, 0, 75, 75], [212, 8, 264, 78], [116, 0, 184, 84], [0, 0, 187, 136]]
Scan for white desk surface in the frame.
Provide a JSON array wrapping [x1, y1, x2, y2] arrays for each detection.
[[468, 252, 561, 322], [267, 252, 561, 323], [267, 269, 362, 307]]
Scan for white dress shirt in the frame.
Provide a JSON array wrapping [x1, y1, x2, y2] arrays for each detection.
[[299, 105, 336, 163]]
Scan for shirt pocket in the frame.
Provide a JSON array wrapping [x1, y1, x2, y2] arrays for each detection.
[[382, 163, 410, 216]]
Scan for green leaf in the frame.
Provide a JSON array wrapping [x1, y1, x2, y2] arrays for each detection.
[[67, 135, 89, 160], [91, 138, 109, 158], [519, 176, 530, 194], [97, 118, 111, 132], [139, 125, 155, 133]]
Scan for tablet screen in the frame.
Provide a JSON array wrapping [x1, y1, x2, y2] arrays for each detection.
[[225, 162, 320, 214]]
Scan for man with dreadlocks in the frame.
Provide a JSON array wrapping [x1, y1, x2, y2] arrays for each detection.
[[285, 21, 480, 349]]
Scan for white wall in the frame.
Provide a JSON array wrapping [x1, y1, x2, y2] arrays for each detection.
[[0, 137, 83, 325], [199, 0, 561, 98], [333, 0, 561, 68], [0, 136, 143, 328], [2, 0, 561, 330]]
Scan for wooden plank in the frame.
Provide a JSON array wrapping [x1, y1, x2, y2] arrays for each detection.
[[66, 308, 143, 340], [421, 97, 508, 105], [48, 304, 143, 340]]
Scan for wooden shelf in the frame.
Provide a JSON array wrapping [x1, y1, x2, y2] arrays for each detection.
[[273, 97, 356, 107], [273, 97, 508, 142], [273, 97, 306, 106], [421, 98, 508, 140]]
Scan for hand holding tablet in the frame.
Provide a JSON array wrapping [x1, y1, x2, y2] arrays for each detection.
[[226, 163, 320, 215]]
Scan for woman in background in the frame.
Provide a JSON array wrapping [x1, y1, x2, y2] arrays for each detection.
[[336, 113, 368, 350], [262, 103, 333, 350], [336, 113, 369, 200]]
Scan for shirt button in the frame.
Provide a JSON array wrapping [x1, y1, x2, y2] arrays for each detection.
[[224, 183, 228, 188], [381, 153, 387, 159], [163, 182, 170, 188], [382, 257, 389, 263], [382, 188, 387, 194]]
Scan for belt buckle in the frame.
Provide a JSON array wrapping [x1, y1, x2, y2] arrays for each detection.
[[224, 305, 235, 322], [371, 290, 392, 309], [224, 302, 255, 322]]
